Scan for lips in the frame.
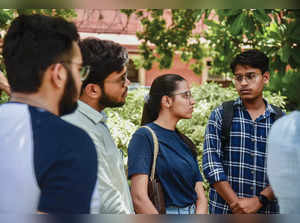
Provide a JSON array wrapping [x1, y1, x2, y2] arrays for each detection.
[[240, 89, 252, 94]]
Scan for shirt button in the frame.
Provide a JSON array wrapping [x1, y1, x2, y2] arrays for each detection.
[[251, 138, 255, 142], [250, 186, 254, 190], [251, 153, 255, 156], [251, 171, 255, 174]]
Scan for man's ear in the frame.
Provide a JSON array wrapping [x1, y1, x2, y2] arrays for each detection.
[[83, 83, 101, 99], [49, 63, 67, 89], [263, 71, 270, 84]]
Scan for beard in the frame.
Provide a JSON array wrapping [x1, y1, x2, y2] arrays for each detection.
[[58, 68, 78, 116], [98, 87, 127, 108]]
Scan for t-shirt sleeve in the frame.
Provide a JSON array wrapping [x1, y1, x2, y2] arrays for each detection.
[[36, 129, 98, 214], [127, 128, 153, 179]]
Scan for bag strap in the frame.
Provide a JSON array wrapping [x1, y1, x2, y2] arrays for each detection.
[[141, 126, 159, 181], [221, 100, 234, 149]]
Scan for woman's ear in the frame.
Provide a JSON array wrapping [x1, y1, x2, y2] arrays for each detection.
[[161, 95, 172, 109]]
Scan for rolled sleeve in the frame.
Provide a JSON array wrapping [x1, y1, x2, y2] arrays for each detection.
[[202, 107, 227, 185]]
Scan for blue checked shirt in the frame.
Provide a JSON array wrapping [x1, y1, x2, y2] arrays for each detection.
[[202, 98, 280, 214]]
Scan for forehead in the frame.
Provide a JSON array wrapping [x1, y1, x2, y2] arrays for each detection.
[[175, 80, 189, 91], [234, 64, 261, 75], [106, 66, 127, 80]]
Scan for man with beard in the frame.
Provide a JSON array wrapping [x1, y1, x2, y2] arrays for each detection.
[[63, 38, 134, 214], [202, 49, 283, 214], [0, 14, 99, 213]]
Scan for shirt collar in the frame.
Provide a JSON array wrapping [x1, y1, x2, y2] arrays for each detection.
[[77, 100, 107, 124], [233, 97, 277, 116]]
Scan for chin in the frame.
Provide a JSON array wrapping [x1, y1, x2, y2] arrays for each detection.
[[183, 114, 193, 119], [240, 95, 255, 100]]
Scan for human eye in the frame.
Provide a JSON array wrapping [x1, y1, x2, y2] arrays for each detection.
[[183, 91, 192, 99], [235, 75, 243, 82], [248, 73, 257, 80]]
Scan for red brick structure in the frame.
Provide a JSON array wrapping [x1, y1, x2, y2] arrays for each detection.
[[73, 9, 224, 87]]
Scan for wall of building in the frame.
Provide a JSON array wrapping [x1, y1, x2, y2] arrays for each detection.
[[73, 9, 207, 87]]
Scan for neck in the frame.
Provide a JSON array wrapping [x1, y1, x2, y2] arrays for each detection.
[[154, 111, 179, 131], [79, 96, 104, 112], [242, 96, 265, 110], [10, 92, 58, 115]]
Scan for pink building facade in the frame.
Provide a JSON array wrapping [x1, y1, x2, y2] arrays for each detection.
[[73, 9, 216, 87]]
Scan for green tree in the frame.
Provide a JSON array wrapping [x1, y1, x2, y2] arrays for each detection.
[[121, 9, 300, 109]]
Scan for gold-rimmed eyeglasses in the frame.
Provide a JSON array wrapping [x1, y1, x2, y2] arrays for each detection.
[[234, 72, 261, 84], [172, 90, 193, 100], [60, 61, 90, 81]]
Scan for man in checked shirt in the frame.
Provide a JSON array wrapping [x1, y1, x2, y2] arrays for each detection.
[[202, 49, 282, 214]]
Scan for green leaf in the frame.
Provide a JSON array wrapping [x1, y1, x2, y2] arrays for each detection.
[[291, 48, 300, 64], [254, 9, 271, 24], [204, 19, 219, 29], [278, 44, 291, 63], [217, 9, 241, 17], [228, 12, 245, 35]]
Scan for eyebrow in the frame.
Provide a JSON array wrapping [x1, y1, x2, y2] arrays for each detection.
[[235, 72, 257, 76]]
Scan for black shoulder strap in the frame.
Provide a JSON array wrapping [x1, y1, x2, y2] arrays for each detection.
[[221, 100, 235, 148], [270, 104, 284, 120]]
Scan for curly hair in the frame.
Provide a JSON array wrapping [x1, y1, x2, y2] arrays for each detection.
[[3, 14, 79, 93], [79, 38, 128, 90]]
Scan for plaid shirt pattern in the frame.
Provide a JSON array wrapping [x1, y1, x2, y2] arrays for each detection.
[[202, 98, 280, 214]]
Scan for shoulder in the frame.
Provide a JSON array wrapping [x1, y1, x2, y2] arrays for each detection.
[[269, 111, 300, 142], [133, 124, 154, 139], [29, 106, 95, 153], [128, 124, 154, 151], [61, 108, 81, 122], [208, 104, 224, 123]]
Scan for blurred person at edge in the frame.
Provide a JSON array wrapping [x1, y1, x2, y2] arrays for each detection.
[[0, 70, 10, 96], [267, 112, 300, 214], [128, 74, 208, 214], [0, 14, 99, 213], [63, 38, 134, 214], [202, 49, 283, 214]]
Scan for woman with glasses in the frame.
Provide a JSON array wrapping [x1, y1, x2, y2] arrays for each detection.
[[127, 74, 208, 214]]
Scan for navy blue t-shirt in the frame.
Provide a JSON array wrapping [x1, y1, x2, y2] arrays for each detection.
[[0, 103, 98, 213], [128, 122, 203, 208]]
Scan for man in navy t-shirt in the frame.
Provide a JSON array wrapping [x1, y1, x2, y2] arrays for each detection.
[[0, 14, 99, 213]]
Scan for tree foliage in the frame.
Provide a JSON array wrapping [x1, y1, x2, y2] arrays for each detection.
[[121, 9, 300, 109]]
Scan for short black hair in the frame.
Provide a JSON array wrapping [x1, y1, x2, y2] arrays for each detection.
[[230, 49, 269, 74], [3, 14, 79, 93], [79, 38, 128, 90]]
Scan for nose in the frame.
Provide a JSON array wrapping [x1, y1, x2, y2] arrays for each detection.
[[125, 77, 131, 87], [240, 77, 248, 86], [190, 97, 196, 105]]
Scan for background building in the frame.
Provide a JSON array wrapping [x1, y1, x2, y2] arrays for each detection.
[[73, 9, 223, 87]]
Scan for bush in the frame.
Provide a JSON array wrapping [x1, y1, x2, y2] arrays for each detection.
[[106, 82, 286, 161], [267, 70, 300, 110], [105, 82, 286, 193]]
